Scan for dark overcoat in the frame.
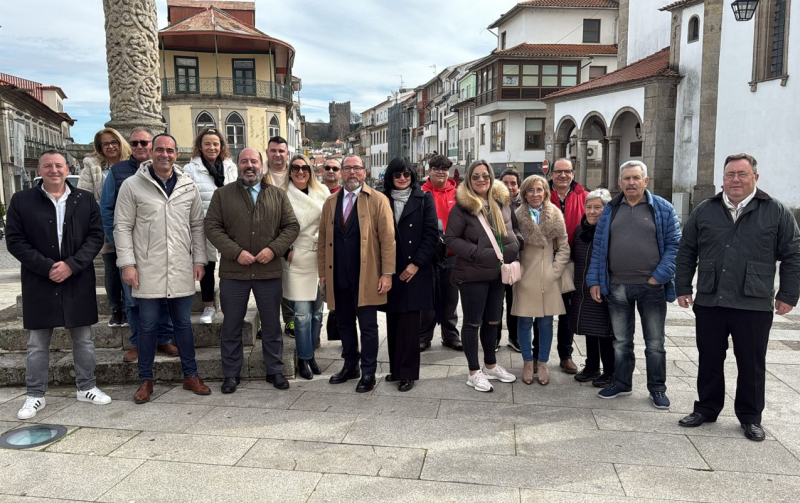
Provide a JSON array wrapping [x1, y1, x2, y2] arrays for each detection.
[[568, 218, 613, 338], [6, 181, 104, 329]]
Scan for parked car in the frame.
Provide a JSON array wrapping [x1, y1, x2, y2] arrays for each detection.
[[33, 175, 80, 187]]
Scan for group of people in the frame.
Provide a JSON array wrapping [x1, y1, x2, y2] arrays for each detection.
[[6, 126, 799, 443]]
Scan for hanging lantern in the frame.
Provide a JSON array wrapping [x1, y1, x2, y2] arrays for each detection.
[[634, 122, 642, 139], [731, 0, 760, 21]]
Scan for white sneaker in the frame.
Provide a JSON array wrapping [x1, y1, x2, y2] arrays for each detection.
[[199, 307, 216, 324], [77, 387, 112, 405], [18, 396, 46, 420], [466, 370, 494, 392], [482, 364, 517, 383]]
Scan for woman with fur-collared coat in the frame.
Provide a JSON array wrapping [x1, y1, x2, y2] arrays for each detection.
[[512, 175, 570, 385]]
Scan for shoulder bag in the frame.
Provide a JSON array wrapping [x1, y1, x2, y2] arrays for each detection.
[[478, 212, 521, 285]]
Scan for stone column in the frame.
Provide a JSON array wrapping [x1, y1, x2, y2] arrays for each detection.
[[606, 137, 620, 189], [577, 139, 589, 188], [103, 0, 166, 140], [600, 139, 609, 188]]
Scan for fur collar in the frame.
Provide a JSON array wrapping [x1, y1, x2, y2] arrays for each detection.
[[287, 182, 330, 232], [515, 202, 566, 248], [455, 180, 510, 216]]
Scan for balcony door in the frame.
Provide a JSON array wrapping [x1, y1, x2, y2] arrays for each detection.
[[175, 56, 199, 94], [233, 60, 255, 96]]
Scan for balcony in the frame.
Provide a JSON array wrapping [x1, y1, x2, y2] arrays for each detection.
[[162, 78, 292, 104], [24, 138, 63, 160]]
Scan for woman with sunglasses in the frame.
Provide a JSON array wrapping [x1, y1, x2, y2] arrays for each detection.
[[381, 158, 438, 392], [183, 127, 238, 324], [281, 154, 330, 379], [445, 160, 522, 392], [79, 128, 131, 327]]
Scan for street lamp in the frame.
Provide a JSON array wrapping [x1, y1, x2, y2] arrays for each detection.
[[634, 122, 642, 139], [731, 0, 759, 21]]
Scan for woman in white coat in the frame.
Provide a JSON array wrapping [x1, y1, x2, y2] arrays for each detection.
[[183, 127, 238, 323], [282, 154, 330, 379]]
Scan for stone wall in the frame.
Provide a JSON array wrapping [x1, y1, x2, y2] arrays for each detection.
[[642, 79, 679, 201]]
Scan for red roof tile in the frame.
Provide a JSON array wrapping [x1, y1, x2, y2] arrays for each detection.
[[542, 47, 678, 100], [660, 0, 703, 11], [160, 6, 265, 38], [495, 43, 618, 58], [518, 0, 619, 7]]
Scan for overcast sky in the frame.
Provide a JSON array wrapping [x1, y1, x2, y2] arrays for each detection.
[[0, 0, 517, 143]]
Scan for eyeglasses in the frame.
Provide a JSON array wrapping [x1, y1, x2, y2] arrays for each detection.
[[290, 164, 311, 173], [323, 165, 340, 172], [723, 171, 754, 180], [154, 147, 176, 155], [393, 171, 411, 180], [471, 173, 492, 181], [342, 166, 366, 173], [130, 140, 151, 147], [430, 166, 449, 172], [100, 140, 119, 149], [552, 169, 574, 177], [526, 188, 545, 196]]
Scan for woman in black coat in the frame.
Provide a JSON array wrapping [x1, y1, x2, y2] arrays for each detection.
[[568, 188, 615, 388], [382, 158, 438, 392]]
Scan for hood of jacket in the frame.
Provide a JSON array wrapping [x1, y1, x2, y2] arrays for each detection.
[[515, 202, 566, 248], [455, 180, 510, 216], [421, 177, 457, 195], [135, 161, 193, 192]]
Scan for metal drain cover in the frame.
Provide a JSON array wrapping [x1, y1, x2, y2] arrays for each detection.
[[0, 424, 68, 449]]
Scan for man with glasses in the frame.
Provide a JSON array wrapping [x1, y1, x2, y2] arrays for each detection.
[[548, 158, 587, 375], [318, 154, 395, 392], [100, 127, 177, 363], [420, 154, 463, 351], [675, 153, 800, 441], [322, 158, 342, 193], [499, 167, 522, 352], [115, 134, 211, 403]]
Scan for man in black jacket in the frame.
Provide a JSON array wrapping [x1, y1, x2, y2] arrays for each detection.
[[6, 150, 111, 420], [675, 153, 800, 441]]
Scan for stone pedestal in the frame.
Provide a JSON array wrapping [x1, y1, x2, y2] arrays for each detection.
[[102, 0, 165, 139]]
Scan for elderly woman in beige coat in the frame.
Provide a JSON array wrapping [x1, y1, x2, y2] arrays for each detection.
[[512, 175, 570, 385]]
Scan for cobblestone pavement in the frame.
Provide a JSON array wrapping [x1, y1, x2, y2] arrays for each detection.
[[1, 269, 800, 501]]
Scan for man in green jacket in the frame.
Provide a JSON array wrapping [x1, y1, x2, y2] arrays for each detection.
[[205, 148, 299, 393], [675, 153, 800, 441]]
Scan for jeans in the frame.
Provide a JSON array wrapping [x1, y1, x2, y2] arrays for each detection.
[[518, 316, 554, 362], [420, 255, 460, 344], [292, 294, 323, 360], [607, 283, 667, 393], [102, 252, 123, 312], [458, 277, 503, 371], [200, 261, 216, 303], [121, 273, 173, 348], [137, 296, 197, 382], [26, 326, 96, 397]]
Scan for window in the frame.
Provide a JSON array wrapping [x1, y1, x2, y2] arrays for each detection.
[[583, 19, 601, 43], [490, 120, 505, 152], [226, 112, 245, 158], [470, 106, 475, 127], [470, 138, 475, 160], [232, 59, 255, 95], [269, 115, 280, 138], [630, 141, 643, 157], [499, 62, 579, 97], [688, 16, 700, 43], [752, 0, 791, 82], [524, 118, 544, 150], [589, 66, 607, 79], [480, 123, 486, 145], [175, 56, 199, 94], [195, 111, 216, 137], [501, 31, 507, 50]]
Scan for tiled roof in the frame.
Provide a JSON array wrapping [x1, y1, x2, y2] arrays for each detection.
[[494, 43, 618, 58], [160, 7, 265, 38], [542, 47, 678, 100], [660, 0, 703, 11], [518, 0, 619, 7]]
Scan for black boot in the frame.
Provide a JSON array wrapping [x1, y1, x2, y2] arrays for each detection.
[[309, 357, 321, 375], [298, 359, 313, 380]]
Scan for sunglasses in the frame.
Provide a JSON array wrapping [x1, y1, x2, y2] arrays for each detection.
[[130, 140, 151, 147], [290, 164, 311, 173], [471, 173, 492, 181], [324, 165, 340, 172], [393, 171, 411, 180]]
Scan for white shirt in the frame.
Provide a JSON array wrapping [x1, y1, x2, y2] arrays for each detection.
[[342, 185, 362, 218], [41, 184, 71, 253], [723, 188, 757, 223]]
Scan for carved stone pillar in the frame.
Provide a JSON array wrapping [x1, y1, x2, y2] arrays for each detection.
[[577, 139, 589, 188], [606, 137, 620, 190], [103, 0, 165, 140]]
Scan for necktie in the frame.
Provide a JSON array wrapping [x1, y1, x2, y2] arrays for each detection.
[[248, 186, 257, 204], [343, 192, 355, 221]]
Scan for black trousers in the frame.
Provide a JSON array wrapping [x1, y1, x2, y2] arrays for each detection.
[[335, 287, 379, 375], [420, 255, 460, 344], [387, 311, 421, 380], [693, 304, 773, 424], [585, 335, 615, 375], [556, 292, 574, 359], [496, 283, 518, 345], [200, 261, 216, 303]]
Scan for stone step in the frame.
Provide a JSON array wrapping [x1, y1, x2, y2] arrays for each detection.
[[0, 310, 258, 352], [0, 342, 296, 387]]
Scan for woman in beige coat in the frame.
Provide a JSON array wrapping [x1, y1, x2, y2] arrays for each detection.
[[512, 175, 570, 385]]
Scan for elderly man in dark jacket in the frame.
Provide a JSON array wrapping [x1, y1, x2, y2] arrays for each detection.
[[6, 150, 111, 420], [675, 153, 800, 441]]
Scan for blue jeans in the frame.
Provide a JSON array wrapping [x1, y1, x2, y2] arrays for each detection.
[[607, 283, 667, 393], [121, 272, 173, 347], [292, 295, 323, 360], [518, 316, 554, 363], [137, 296, 198, 382]]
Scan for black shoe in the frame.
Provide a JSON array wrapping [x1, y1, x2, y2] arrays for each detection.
[[256, 330, 262, 340], [329, 366, 360, 384], [592, 374, 614, 388], [309, 357, 321, 375], [398, 380, 414, 392], [108, 310, 123, 327], [506, 339, 521, 353], [120, 310, 129, 327], [298, 359, 313, 380], [384, 373, 397, 383], [266, 373, 290, 390], [441, 339, 463, 351], [574, 367, 602, 383], [221, 377, 240, 394], [679, 412, 716, 427], [420, 341, 432, 352], [356, 374, 376, 393], [742, 423, 766, 441]]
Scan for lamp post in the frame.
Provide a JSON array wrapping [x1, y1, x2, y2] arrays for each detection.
[[635, 122, 642, 140], [731, 0, 760, 21]]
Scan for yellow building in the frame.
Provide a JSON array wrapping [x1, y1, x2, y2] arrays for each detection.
[[158, 1, 295, 157]]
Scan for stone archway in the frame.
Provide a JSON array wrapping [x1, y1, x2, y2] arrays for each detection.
[[578, 111, 608, 189], [608, 107, 644, 189], [554, 115, 578, 166]]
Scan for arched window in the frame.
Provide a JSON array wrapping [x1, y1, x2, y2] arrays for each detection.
[[688, 16, 700, 43], [226, 112, 245, 159], [269, 115, 280, 139], [195, 111, 215, 137]]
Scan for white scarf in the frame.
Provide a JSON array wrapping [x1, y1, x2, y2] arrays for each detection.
[[287, 182, 330, 232], [391, 188, 413, 223]]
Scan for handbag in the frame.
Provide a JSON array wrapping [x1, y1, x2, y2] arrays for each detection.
[[477, 212, 521, 285], [553, 238, 576, 294]]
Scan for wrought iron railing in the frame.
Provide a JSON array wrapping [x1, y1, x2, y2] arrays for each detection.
[[162, 77, 292, 102], [24, 139, 63, 160]]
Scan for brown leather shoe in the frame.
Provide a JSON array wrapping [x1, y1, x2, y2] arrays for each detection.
[[537, 362, 550, 385], [522, 361, 534, 385], [123, 347, 138, 363], [157, 343, 179, 357], [134, 381, 153, 404], [560, 359, 578, 374], [183, 375, 211, 395]]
